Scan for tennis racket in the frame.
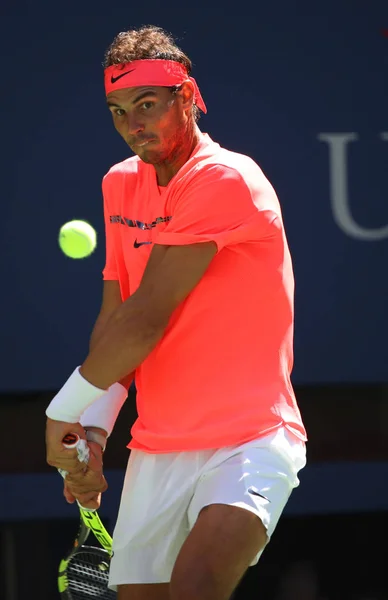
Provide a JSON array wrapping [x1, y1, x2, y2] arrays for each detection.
[[58, 432, 115, 599]]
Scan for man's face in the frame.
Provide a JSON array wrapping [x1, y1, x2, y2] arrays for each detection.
[[106, 85, 191, 164]]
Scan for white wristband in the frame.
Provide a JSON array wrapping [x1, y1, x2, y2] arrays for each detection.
[[80, 382, 128, 436], [45, 367, 107, 423], [85, 430, 107, 451]]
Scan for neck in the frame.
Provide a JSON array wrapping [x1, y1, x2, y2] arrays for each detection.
[[154, 124, 201, 187]]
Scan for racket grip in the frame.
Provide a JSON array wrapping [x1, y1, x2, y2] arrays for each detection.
[[62, 432, 81, 448], [58, 433, 90, 478], [59, 433, 96, 512]]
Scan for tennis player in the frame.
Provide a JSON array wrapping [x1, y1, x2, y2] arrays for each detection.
[[45, 25, 307, 600]]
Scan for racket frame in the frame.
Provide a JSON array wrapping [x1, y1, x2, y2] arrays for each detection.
[[57, 433, 114, 597]]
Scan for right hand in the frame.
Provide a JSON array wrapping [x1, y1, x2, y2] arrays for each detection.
[[46, 418, 87, 475], [63, 441, 108, 510]]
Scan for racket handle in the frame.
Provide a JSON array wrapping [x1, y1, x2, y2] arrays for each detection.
[[58, 433, 90, 478], [59, 433, 96, 512], [62, 432, 81, 448]]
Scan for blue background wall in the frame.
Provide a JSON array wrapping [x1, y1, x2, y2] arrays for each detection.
[[1, 1, 387, 391]]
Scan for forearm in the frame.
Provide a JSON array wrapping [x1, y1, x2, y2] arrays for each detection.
[[46, 295, 165, 425], [77, 310, 133, 436], [80, 294, 166, 389], [89, 309, 134, 390], [89, 311, 108, 350]]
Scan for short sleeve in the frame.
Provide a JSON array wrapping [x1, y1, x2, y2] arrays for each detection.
[[153, 165, 280, 253], [101, 174, 119, 281]]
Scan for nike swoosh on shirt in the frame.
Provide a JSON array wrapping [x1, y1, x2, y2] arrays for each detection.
[[134, 239, 152, 248], [110, 69, 135, 84], [247, 487, 270, 502]]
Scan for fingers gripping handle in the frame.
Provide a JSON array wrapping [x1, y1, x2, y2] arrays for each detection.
[[59, 433, 90, 476], [59, 433, 94, 511]]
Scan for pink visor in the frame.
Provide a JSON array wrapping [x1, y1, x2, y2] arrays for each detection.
[[104, 59, 207, 113]]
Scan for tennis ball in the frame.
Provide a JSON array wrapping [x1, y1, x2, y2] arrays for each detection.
[[59, 220, 97, 259]]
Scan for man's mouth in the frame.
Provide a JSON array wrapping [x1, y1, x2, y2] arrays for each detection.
[[134, 139, 155, 147]]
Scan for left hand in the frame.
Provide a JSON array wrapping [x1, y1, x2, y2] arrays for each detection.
[[64, 441, 107, 510], [45, 417, 87, 475], [64, 484, 102, 511]]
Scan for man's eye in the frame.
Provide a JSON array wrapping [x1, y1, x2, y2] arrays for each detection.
[[140, 101, 154, 111], [114, 109, 125, 117]]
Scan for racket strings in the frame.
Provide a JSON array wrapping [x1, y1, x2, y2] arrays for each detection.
[[66, 549, 115, 599]]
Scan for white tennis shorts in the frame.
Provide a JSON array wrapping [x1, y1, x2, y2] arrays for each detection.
[[109, 426, 306, 588]]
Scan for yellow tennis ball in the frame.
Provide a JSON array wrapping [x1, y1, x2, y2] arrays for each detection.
[[59, 220, 97, 259]]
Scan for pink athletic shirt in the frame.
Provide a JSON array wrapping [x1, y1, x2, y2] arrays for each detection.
[[102, 133, 307, 452]]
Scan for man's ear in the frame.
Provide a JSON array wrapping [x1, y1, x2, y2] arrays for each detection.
[[180, 80, 195, 112]]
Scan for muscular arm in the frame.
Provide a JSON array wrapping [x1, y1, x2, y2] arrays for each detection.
[[80, 241, 217, 389], [89, 280, 134, 390], [82, 280, 134, 440], [89, 280, 122, 349]]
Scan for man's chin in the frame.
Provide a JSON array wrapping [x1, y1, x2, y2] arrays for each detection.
[[137, 152, 155, 164], [136, 148, 166, 165]]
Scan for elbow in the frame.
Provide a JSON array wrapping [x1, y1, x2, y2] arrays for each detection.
[[112, 293, 170, 340]]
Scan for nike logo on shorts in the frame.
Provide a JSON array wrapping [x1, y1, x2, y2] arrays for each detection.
[[247, 487, 270, 502]]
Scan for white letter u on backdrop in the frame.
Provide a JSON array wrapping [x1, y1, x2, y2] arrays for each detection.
[[318, 132, 388, 241]]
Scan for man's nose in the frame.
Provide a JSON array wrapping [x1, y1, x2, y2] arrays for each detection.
[[126, 113, 144, 136]]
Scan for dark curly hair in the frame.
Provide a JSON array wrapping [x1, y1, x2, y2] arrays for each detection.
[[103, 25, 200, 122]]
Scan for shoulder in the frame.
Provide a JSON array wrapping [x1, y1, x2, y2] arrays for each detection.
[[203, 147, 273, 190], [180, 147, 280, 213], [102, 155, 142, 191]]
